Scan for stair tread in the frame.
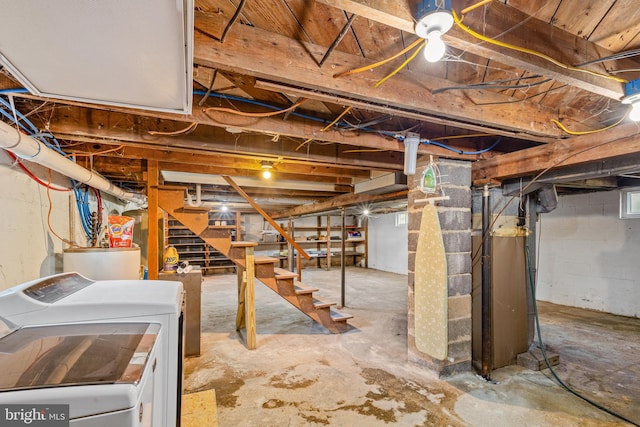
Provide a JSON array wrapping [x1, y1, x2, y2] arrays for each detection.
[[231, 241, 259, 247], [313, 297, 336, 309], [294, 284, 319, 294], [254, 256, 279, 264], [330, 309, 353, 321], [273, 268, 298, 279]]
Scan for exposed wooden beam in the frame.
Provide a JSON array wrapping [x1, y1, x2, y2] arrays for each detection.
[[20, 94, 476, 161], [193, 11, 577, 139], [317, 0, 633, 100], [472, 123, 640, 184], [270, 189, 408, 219], [68, 142, 370, 180]]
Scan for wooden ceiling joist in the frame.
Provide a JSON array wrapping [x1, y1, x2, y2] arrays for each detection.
[[317, 0, 636, 99], [193, 11, 587, 139]]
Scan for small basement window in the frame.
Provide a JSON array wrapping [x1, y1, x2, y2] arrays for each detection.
[[620, 187, 640, 219]]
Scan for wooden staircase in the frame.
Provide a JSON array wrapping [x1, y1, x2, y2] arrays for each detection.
[[159, 186, 352, 334]]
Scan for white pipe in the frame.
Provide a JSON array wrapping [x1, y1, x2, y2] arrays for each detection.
[[0, 120, 147, 205], [185, 183, 202, 207]]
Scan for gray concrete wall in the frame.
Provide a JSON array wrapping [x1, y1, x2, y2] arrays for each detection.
[[407, 157, 472, 376]]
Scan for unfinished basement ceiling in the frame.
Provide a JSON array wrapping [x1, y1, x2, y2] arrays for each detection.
[[2, 0, 640, 213]]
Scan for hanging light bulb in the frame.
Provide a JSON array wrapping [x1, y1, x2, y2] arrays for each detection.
[[425, 30, 446, 63], [622, 79, 640, 122], [629, 103, 640, 122], [261, 161, 273, 179], [414, 0, 453, 64], [221, 204, 229, 212]]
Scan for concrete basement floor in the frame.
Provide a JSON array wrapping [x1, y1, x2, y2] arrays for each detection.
[[183, 267, 640, 426]]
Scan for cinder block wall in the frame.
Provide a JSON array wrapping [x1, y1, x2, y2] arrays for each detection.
[[407, 158, 472, 376]]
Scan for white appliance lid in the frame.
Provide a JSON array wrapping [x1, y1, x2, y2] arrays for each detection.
[[0, 322, 159, 392]]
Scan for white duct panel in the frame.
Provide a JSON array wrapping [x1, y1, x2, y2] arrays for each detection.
[[0, 0, 193, 115]]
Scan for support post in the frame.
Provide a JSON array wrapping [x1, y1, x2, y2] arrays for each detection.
[[147, 160, 159, 280], [481, 184, 493, 379], [236, 266, 246, 330], [244, 246, 256, 350], [340, 208, 346, 308]]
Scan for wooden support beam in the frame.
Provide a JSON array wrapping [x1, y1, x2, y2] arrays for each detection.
[[222, 175, 312, 260], [147, 160, 160, 279], [472, 123, 640, 183], [270, 189, 408, 219]]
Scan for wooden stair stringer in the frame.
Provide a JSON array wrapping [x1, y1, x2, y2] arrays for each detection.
[[158, 212, 352, 334], [255, 264, 351, 333], [157, 186, 210, 235]]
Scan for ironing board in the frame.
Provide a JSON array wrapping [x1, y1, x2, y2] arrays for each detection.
[[414, 203, 448, 360]]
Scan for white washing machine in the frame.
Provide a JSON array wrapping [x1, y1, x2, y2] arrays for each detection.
[[0, 272, 184, 426], [0, 320, 160, 426]]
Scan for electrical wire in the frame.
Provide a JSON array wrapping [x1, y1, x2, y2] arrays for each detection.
[[333, 38, 425, 78], [219, 0, 247, 43], [3, 151, 71, 191], [452, 10, 627, 84], [321, 106, 352, 131], [72, 145, 125, 156], [430, 133, 493, 141], [460, 0, 493, 16], [195, 90, 397, 137], [525, 237, 639, 426], [552, 109, 629, 135], [575, 48, 640, 67], [421, 136, 503, 155], [46, 169, 78, 247], [374, 43, 425, 88], [148, 123, 197, 136], [432, 75, 551, 94], [204, 98, 308, 118]]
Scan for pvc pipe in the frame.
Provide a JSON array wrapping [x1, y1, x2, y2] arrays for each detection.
[[0, 120, 146, 205], [185, 184, 203, 207]]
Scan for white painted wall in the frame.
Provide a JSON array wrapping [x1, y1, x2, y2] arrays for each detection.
[[0, 152, 129, 290], [536, 190, 640, 317], [0, 154, 70, 289], [368, 212, 408, 275]]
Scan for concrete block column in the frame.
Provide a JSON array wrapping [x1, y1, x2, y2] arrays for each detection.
[[407, 158, 472, 376]]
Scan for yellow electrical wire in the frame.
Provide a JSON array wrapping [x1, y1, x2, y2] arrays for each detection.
[[333, 39, 425, 78], [552, 109, 629, 135], [452, 10, 627, 84], [374, 43, 426, 88], [460, 0, 493, 16], [321, 106, 353, 132], [204, 98, 308, 117], [148, 122, 198, 136]]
